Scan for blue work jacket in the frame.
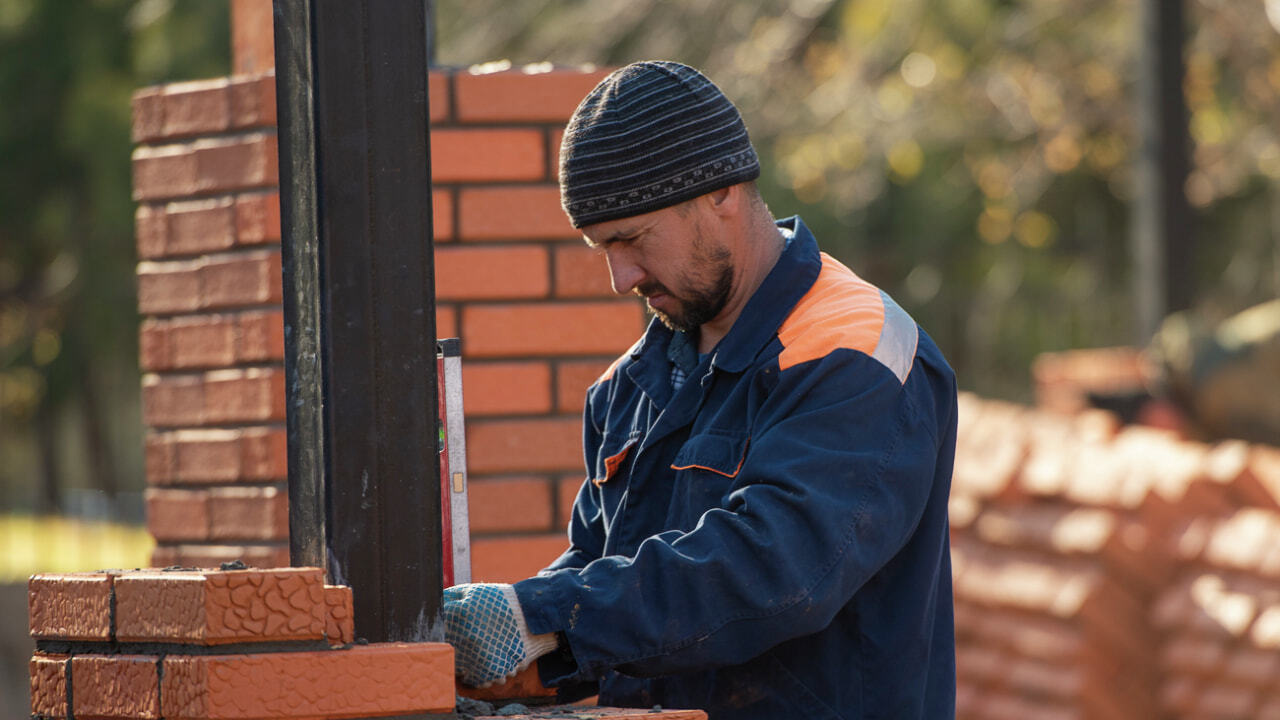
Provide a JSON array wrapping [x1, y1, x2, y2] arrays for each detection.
[[515, 216, 957, 719]]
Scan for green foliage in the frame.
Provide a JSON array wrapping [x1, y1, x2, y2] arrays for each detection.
[[0, 0, 227, 507], [436, 0, 1280, 400]]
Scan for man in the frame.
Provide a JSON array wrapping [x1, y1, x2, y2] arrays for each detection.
[[443, 61, 957, 719]]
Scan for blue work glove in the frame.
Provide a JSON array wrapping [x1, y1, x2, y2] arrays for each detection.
[[442, 583, 559, 687]]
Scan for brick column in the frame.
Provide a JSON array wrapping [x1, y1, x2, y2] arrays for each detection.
[[132, 56, 639, 577]]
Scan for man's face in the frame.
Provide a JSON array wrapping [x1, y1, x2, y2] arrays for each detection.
[[582, 201, 735, 333]]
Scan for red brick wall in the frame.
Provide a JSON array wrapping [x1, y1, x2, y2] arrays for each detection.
[[131, 30, 636, 578]]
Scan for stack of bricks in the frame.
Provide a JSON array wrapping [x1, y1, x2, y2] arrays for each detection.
[[131, 8, 644, 579], [27, 567, 455, 719], [950, 391, 1280, 718]]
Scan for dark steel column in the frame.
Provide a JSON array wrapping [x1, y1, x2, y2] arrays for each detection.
[[273, 0, 443, 643]]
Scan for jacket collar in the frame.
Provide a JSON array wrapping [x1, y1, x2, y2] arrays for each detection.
[[711, 215, 821, 373], [624, 215, 821, 393]]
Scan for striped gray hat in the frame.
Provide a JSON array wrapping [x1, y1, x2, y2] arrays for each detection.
[[559, 61, 761, 228]]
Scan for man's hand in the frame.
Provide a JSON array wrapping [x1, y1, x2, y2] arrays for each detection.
[[442, 583, 559, 687]]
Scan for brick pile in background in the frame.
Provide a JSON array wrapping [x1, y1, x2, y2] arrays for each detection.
[[132, 59, 641, 579], [28, 567, 454, 719], [950, 391, 1280, 719]]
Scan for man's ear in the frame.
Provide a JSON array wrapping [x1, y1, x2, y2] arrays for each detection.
[[705, 184, 739, 217]]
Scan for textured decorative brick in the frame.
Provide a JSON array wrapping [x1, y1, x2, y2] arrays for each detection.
[[71, 655, 161, 720], [114, 568, 325, 645], [461, 362, 553, 416], [435, 245, 550, 300], [469, 478, 554, 533], [458, 186, 577, 240], [208, 486, 288, 541], [471, 534, 569, 584], [28, 574, 113, 641], [554, 244, 616, 298], [454, 66, 610, 123], [467, 418, 584, 474], [324, 585, 354, 646], [161, 643, 455, 718], [462, 302, 645, 358], [431, 129, 545, 183], [458, 662, 555, 702], [29, 653, 69, 719]]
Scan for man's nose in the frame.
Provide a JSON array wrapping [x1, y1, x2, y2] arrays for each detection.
[[605, 252, 645, 296]]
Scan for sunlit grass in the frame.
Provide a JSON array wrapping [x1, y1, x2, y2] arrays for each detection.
[[0, 515, 154, 583]]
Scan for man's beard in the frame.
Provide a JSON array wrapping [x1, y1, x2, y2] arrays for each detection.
[[638, 245, 733, 334]]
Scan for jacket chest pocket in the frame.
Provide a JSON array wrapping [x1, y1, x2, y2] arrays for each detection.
[[668, 430, 750, 523], [592, 432, 641, 488]]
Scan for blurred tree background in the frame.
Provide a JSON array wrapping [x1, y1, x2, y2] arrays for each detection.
[[0, 0, 229, 518], [2, 0, 1279, 514]]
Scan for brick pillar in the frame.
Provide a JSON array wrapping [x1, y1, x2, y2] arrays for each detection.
[[131, 7, 638, 579]]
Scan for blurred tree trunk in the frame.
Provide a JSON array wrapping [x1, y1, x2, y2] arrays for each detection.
[[1134, 0, 1193, 341], [80, 370, 118, 507], [35, 404, 62, 514]]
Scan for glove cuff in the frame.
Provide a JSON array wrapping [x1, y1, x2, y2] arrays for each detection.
[[501, 584, 559, 663]]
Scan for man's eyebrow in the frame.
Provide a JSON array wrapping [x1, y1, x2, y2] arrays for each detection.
[[585, 229, 639, 248]]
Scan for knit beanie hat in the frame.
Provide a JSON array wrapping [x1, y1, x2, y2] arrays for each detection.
[[559, 61, 761, 228]]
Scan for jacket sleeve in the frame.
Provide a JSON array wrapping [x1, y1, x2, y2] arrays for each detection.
[[537, 382, 609, 576], [514, 350, 953, 681]]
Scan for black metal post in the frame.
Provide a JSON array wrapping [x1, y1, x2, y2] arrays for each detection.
[[1134, 0, 1193, 340], [273, 0, 443, 643]]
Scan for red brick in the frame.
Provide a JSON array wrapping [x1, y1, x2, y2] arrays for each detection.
[[436, 305, 457, 338], [145, 433, 176, 485], [557, 477, 582, 526], [435, 245, 550, 300], [471, 534, 568, 583], [324, 585, 354, 646], [30, 653, 69, 719], [132, 86, 165, 144], [194, 133, 279, 194], [169, 315, 238, 369], [166, 197, 237, 256], [200, 250, 283, 309], [458, 186, 576, 240], [135, 204, 167, 259], [142, 374, 205, 427], [114, 568, 324, 645], [231, 0, 275, 76], [461, 361, 553, 416], [459, 662, 557, 702], [159, 79, 232, 140], [469, 478, 554, 533], [556, 358, 613, 413], [132, 144, 197, 201], [147, 488, 211, 542], [432, 188, 453, 241], [72, 655, 160, 720], [150, 544, 289, 571], [455, 67, 609, 122], [241, 427, 288, 481], [137, 260, 202, 315], [208, 486, 288, 541], [234, 191, 281, 245], [162, 643, 454, 718], [228, 72, 276, 129], [138, 320, 170, 372], [203, 368, 287, 424], [551, 127, 566, 163], [170, 429, 243, 483], [462, 301, 645, 357], [238, 309, 285, 362], [467, 418, 583, 473], [429, 69, 450, 123], [554, 244, 616, 298], [431, 129, 545, 183], [28, 574, 113, 641]]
